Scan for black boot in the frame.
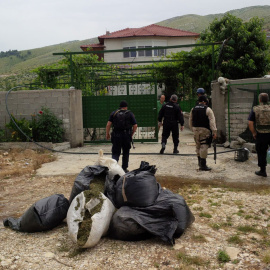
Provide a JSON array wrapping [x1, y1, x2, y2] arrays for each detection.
[[173, 145, 179, 154], [255, 167, 267, 177], [160, 143, 166, 154], [200, 158, 211, 171], [197, 156, 201, 168]]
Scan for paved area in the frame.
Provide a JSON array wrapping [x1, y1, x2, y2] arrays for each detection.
[[37, 129, 270, 187]]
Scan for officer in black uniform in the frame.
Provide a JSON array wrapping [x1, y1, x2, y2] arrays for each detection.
[[106, 100, 137, 173], [248, 93, 270, 177], [158, 94, 184, 154]]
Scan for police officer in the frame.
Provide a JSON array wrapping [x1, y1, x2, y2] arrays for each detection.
[[158, 94, 184, 154], [196, 88, 209, 106], [106, 100, 137, 173], [248, 93, 270, 177], [189, 95, 217, 171]]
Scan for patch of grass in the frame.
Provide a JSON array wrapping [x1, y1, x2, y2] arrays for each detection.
[[210, 221, 232, 230], [227, 235, 244, 245], [262, 250, 270, 264], [193, 206, 203, 211], [191, 234, 207, 243], [260, 208, 267, 215], [244, 215, 253, 220], [199, 212, 212, 218], [237, 225, 257, 233], [177, 251, 209, 266], [217, 250, 230, 263], [210, 202, 221, 207]]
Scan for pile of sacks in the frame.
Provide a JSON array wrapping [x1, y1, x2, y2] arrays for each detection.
[[3, 150, 195, 248]]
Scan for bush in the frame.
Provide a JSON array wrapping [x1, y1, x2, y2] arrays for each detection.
[[6, 115, 32, 141], [5, 107, 64, 143], [33, 107, 64, 143]]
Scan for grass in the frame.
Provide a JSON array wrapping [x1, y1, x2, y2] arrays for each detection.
[[0, 148, 56, 179], [177, 251, 209, 267], [227, 235, 244, 245], [217, 250, 230, 263]]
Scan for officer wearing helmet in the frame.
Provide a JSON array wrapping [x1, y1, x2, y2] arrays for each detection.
[[196, 88, 209, 106]]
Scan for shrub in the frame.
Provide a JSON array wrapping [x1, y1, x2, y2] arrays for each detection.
[[6, 115, 32, 141], [34, 107, 64, 143], [5, 107, 64, 143]]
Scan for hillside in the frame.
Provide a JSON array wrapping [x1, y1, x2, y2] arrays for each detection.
[[157, 5, 270, 34], [0, 5, 269, 75]]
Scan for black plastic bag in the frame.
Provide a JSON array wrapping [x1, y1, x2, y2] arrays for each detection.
[[109, 185, 195, 245], [108, 206, 152, 241], [114, 170, 159, 208], [69, 165, 108, 204], [3, 194, 69, 232]]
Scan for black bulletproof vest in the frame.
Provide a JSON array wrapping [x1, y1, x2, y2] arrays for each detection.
[[192, 105, 210, 129], [164, 102, 178, 121], [113, 110, 132, 132]]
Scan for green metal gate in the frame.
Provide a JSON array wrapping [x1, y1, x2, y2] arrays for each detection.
[[83, 80, 158, 143]]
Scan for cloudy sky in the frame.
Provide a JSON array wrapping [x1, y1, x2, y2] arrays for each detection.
[[0, 0, 269, 52]]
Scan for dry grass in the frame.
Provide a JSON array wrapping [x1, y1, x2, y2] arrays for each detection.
[[0, 148, 56, 179]]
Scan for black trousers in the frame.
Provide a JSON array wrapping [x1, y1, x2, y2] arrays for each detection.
[[111, 132, 131, 170], [256, 132, 270, 168], [161, 120, 179, 147]]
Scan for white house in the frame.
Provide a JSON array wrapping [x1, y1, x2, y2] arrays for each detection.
[[81, 24, 200, 63]]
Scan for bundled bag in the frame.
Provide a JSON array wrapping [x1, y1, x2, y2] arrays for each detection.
[[113, 170, 159, 208], [109, 186, 195, 245], [69, 165, 108, 204], [3, 194, 69, 232], [67, 190, 115, 248]]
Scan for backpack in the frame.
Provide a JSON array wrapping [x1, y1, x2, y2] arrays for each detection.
[[113, 110, 132, 131]]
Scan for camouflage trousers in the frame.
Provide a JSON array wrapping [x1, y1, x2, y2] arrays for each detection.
[[192, 127, 211, 159]]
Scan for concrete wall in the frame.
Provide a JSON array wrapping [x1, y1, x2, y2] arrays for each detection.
[[0, 89, 83, 148], [211, 77, 270, 141]]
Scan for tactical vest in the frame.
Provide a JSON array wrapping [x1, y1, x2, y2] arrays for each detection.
[[253, 104, 270, 133], [164, 102, 178, 121], [192, 105, 210, 129], [113, 109, 132, 132]]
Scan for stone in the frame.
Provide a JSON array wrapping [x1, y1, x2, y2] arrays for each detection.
[[230, 141, 241, 149], [236, 137, 246, 144], [43, 252, 55, 259], [243, 143, 256, 153], [223, 141, 230, 148], [225, 247, 240, 260], [173, 244, 184, 250]]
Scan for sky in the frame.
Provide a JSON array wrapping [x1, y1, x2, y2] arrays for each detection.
[[0, 0, 269, 52]]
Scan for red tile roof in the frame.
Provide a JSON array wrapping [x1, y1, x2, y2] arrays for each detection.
[[80, 44, 105, 49], [98, 24, 199, 42], [80, 24, 199, 50]]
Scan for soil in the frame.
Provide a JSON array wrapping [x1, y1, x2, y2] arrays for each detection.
[[1, 129, 270, 269]]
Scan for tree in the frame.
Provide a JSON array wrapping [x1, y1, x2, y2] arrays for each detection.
[[170, 14, 270, 95], [200, 14, 270, 79]]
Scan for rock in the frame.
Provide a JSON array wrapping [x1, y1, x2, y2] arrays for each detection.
[[225, 247, 240, 260], [230, 141, 241, 149], [243, 143, 256, 153], [43, 252, 55, 259], [236, 137, 246, 144], [173, 244, 184, 250], [223, 141, 230, 148]]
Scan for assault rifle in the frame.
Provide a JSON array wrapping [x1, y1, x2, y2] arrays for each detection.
[[213, 139, 217, 164]]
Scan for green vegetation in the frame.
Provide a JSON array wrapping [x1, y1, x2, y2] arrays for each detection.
[[217, 250, 230, 263], [177, 251, 209, 266], [5, 107, 64, 143]]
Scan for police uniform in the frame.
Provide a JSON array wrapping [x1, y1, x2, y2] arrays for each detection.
[[248, 103, 270, 177], [158, 100, 184, 153], [189, 100, 217, 170], [108, 107, 137, 172]]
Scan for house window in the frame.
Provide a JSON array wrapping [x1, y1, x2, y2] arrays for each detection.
[[138, 46, 152, 57], [123, 47, 136, 58], [154, 47, 166, 57]]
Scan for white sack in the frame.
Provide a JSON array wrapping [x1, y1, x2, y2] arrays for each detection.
[[66, 191, 115, 248], [95, 149, 125, 179]]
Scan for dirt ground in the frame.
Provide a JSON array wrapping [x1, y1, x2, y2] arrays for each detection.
[[1, 129, 270, 269]]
